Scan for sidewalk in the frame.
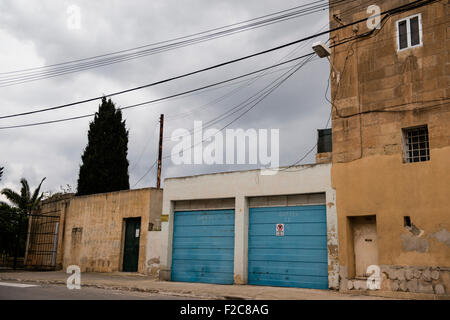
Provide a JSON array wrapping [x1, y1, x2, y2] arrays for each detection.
[[0, 270, 412, 300]]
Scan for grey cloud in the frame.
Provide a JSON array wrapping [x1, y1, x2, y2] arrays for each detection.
[[0, 0, 334, 195]]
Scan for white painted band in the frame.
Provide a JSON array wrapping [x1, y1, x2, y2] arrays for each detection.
[[0, 282, 39, 288]]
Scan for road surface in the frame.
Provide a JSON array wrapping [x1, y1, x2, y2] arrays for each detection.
[[0, 281, 195, 300]]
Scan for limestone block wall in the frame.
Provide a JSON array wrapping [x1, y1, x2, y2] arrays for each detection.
[[61, 188, 162, 274], [329, 0, 450, 296], [330, 0, 449, 163], [346, 266, 449, 295]]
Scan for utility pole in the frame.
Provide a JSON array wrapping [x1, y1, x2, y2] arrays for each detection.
[[156, 114, 164, 189]]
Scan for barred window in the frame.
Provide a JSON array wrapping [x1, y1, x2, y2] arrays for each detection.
[[402, 125, 430, 163]]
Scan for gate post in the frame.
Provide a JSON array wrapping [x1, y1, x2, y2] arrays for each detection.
[[234, 195, 248, 284], [24, 215, 33, 266]]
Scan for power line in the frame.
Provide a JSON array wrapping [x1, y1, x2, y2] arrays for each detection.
[[162, 62, 305, 123], [0, 53, 314, 130], [0, 0, 356, 86], [126, 0, 439, 185], [1, 0, 329, 75], [133, 54, 313, 186], [0, 0, 432, 121], [163, 25, 325, 141], [128, 119, 160, 174], [266, 0, 441, 172], [131, 21, 328, 186], [162, 56, 315, 163], [132, 160, 157, 188], [281, 43, 353, 172], [133, 21, 329, 185]]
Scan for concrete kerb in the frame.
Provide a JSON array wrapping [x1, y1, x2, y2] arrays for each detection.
[[0, 277, 222, 300], [339, 289, 450, 300], [3, 272, 445, 300], [0, 273, 249, 300]]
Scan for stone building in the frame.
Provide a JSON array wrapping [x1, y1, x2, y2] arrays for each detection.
[[328, 0, 449, 294], [26, 188, 163, 274]]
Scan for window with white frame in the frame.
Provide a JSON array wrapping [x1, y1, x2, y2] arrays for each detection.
[[397, 14, 422, 51]]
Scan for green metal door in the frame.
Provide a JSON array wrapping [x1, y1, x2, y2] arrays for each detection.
[[123, 217, 141, 272]]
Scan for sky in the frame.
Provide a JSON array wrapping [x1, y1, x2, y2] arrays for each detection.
[[0, 0, 335, 198]]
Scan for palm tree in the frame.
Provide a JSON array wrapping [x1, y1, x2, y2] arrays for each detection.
[[0, 177, 45, 269], [1, 177, 46, 215]]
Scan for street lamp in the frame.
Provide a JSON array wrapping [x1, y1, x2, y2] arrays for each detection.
[[312, 41, 331, 58], [312, 41, 339, 83]]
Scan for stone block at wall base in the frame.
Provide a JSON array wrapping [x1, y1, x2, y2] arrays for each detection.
[[342, 265, 450, 296]]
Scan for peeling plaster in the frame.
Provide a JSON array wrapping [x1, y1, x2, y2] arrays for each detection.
[[401, 233, 429, 253], [234, 274, 244, 285], [430, 229, 450, 247], [328, 244, 339, 258], [406, 224, 424, 237]]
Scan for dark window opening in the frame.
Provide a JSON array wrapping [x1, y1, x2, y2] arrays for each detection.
[[398, 20, 408, 50], [410, 16, 420, 46], [317, 128, 332, 153], [404, 216, 411, 227]]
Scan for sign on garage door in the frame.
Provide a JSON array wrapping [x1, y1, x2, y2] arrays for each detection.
[[171, 209, 235, 284], [248, 205, 328, 289]]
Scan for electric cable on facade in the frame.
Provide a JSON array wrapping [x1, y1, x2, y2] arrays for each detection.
[[0, 0, 433, 121]]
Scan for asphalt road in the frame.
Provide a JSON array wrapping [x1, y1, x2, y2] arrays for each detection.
[[0, 281, 194, 300]]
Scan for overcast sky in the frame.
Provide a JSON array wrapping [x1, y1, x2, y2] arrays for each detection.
[[0, 0, 334, 197]]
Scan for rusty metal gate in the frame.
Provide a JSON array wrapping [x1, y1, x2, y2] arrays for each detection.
[[0, 213, 60, 270], [25, 214, 61, 270]]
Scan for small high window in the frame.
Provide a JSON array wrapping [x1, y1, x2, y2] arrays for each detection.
[[402, 125, 430, 163], [397, 14, 422, 51]]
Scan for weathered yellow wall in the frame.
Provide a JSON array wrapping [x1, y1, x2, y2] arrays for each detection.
[[332, 147, 450, 268], [62, 188, 162, 274], [329, 0, 450, 294]]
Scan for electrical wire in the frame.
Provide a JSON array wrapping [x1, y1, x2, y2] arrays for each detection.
[[121, 0, 447, 184], [162, 56, 315, 163], [162, 23, 326, 141], [0, 0, 429, 121], [133, 54, 314, 186], [132, 17, 334, 186], [0, 0, 357, 86], [128, 119, 160, 174], [132, 160, 158, 188], [280, 0, 443, 171], [0, 53, 314, 129]]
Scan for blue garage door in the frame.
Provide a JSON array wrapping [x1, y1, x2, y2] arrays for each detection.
[[248, 205, 328, 289], [171, 209, 235, 284]]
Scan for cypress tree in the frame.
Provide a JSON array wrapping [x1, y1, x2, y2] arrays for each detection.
[[77, 97, 130, 196]]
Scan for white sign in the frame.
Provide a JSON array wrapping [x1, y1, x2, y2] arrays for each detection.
[[276, 224, 284, 236], [66, 265, 81, 290], [135, 229, 140, 238], [367, 5, 381, 30], [67, 5, 81, 30], [366, 265, 381, 290]]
